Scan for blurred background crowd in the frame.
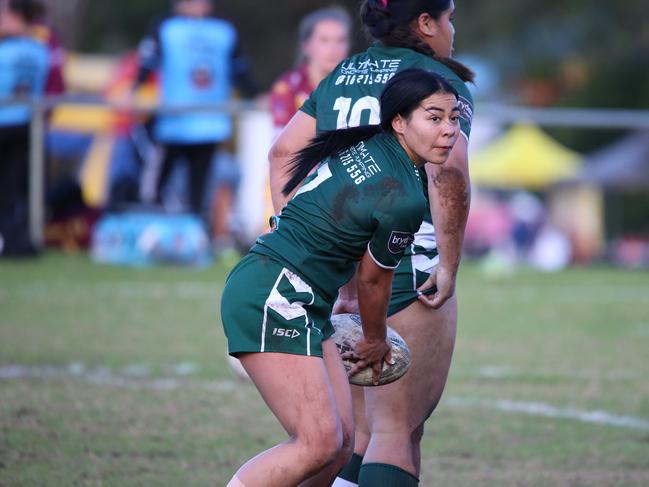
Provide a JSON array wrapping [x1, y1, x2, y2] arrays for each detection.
[[1, 0, 648, 271]]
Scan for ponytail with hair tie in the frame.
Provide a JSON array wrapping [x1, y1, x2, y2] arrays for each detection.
[[360, 0, 475, 83]]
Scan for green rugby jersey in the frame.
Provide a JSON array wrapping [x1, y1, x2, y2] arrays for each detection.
[[301, 45, 474, 228], [301, 44, 473, 140], [252, 132, 427, 303]]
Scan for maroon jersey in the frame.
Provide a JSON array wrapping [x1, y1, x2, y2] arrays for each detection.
[[269, 64, 314, 128], [30, 23, 65, 95]]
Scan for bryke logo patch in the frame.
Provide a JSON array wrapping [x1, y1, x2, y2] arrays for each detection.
[[388, 231, 415, 254]]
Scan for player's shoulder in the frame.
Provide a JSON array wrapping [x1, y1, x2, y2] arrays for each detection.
[[163, 14, 233, 31], [0, 34, 48, 54], [272, 66, 307, 90], [367, 134, 422, 186], [29, 25, 50, 44], [413, 56, 471, 89], [204, 16, 236, 33], [364, 45, 473, 101]]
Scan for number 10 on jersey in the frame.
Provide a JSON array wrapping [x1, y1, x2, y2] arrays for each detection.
[[333, 96, 381, 129]]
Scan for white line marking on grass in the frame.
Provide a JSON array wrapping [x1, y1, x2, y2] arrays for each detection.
[[169, 361, 199, 376], [121, 363, 152, 377], [97, 281, 218, 300], [8, 281, 218, 300], [0, 363, 239, 392], [632, 323, 649, 336], [473, 365, 640, 381], [478, 365, 516, 378], [445, 396, 649, 432], [0, 362, 202, 379], [4, 364, 649, 431]]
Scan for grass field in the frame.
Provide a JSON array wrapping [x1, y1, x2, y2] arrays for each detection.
[[1, 253, 649, 486]]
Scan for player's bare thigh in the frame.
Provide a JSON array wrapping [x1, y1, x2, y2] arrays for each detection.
[[298, 339, 355, 487], [365, 294, 458, 427], [320, 338, 354, 448], [240, 350, 343, 440], [239, 352, 346, 482]]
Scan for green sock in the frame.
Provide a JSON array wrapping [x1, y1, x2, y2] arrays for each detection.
[[336, 453, 363, 482], [358, 463, 419, 487]]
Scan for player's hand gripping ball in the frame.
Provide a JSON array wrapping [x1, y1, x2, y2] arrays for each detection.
[[331, 313, 411, 386]]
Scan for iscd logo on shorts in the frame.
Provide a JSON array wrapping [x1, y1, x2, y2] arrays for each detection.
[[272, 328, 301, 338], [388, 231, 414, 254]]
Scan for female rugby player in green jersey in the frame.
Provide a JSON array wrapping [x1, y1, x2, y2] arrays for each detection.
[[269, 2, 474, 485], [222, 69, 461, 487]]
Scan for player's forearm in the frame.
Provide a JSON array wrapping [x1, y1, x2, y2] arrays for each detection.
[[356, 258, 392, 341], [268, 143, 294, 213], [268, 112, 317, 213], [426, 148, 471, 275]]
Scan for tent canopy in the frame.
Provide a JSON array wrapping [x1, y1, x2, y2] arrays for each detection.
[[470, 123, 583, 189], [580, 131, 649, 190]]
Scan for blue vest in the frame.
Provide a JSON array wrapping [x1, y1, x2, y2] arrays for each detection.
[[0, 36, 49, 127], [155, 17, 236, 144]]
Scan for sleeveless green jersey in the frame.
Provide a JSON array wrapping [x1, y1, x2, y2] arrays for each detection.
[[252, 133, 427, 303]]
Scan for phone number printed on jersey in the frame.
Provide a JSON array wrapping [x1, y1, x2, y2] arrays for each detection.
[[340, 141, 382, 185]]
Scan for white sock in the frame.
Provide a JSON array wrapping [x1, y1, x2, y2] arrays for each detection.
[[226, 475, 247, 487], [332, 478, 358, 487]]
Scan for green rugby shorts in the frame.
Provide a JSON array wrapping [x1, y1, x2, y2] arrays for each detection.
[[221, 253, 335, 358], [388, 247, 439, 317]]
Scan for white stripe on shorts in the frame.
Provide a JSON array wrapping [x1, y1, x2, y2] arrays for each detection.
[[261, 271, 287, 352], [262, 268, 315, 354], [306, 322, 311, 356]]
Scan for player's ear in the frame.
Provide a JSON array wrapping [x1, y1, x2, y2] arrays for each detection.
[[391, 114, 407, 136], [414, 13, 437, 39]]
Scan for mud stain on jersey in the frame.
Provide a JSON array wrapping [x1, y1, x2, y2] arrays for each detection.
[[331, 185, 360, 221], [378, 177, 405, 194], [363, 177, 406, 206]]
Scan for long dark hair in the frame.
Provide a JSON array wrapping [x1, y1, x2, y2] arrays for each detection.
[[360, 0, 474, 83], [283, 69, 458, 196]]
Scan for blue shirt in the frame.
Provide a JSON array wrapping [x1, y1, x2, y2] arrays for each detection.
[[140, 16, 239, 144], [0, 36, 50, 127]]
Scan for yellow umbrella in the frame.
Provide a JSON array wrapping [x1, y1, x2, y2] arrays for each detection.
[[470, 123, 582, 189]]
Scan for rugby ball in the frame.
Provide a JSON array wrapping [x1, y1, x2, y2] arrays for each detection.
[[331, 313, 411, 386]]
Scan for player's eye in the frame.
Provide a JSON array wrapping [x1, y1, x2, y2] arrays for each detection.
[[450, 115, 460, 123]]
